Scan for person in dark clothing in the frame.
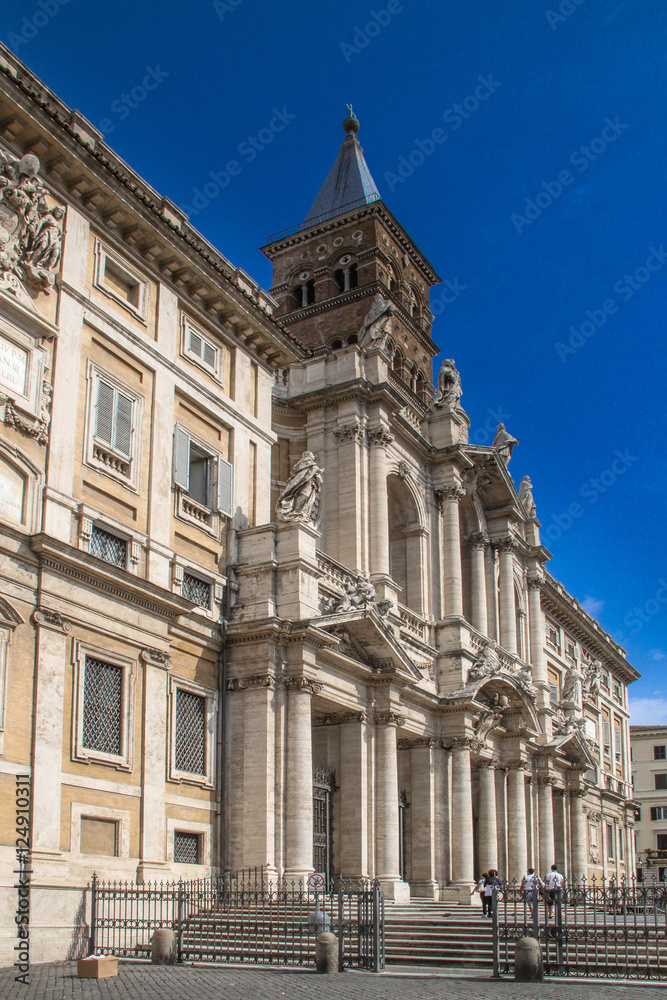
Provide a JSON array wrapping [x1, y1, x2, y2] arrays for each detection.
[[483, 870, 504, 917]]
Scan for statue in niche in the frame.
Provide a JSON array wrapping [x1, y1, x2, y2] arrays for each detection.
[[434, 358, 462, 409], [474, 692, 509, 742], [358, 293, 396, 345], [0, 149, 65, 300], [582, 659, 602, 701], [519, 475, 537, 516], [276, 451, 323, 523], [561, 665, 581, 704], [492, 423, 519, 466], [467, 641, 501, 683]]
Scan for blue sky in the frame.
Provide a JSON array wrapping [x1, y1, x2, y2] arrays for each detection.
[[3, 0, 665, 719]]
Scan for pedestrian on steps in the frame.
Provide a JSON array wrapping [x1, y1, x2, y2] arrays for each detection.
[[471, 872, 488, 914], [543, 864, 564, 919], [483, 870, 503, 918], [520, 867, 544, 916]]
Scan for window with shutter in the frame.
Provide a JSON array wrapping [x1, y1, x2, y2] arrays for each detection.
[[184, 322, 218, 374], [114, 391, 133, 457], [95, 380, 115, 444], [174, 426, 233, 524], [90, 371, 138, 482], [602, 720, 611, 753]]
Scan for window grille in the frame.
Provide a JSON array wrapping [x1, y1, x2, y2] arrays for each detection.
[[90, 524, 127, 568], [175, 689, 206, 774], [174, 831, 200, 864], [82, 657, 122, 755], [182, 572, 210, 609]]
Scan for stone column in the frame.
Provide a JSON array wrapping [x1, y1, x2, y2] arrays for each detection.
[[468, 533, 489, 635], [477, 762, 498, 874], [241, 679, 277, 875], [137, 655, 170, 881], [448, 740, 475, 894], [436, 484, 465, 618], [527, 574, 547, 685], [367, 426, 393, 581], [406, 738, 438, 898], [496, 537, 517, 655], [339, 713, 368, 879], [537, 777, 555, 874], [30, 609, 70, 877], [506, 763, 528, 881], [569, 789, 588, 882], [284, 678, 317, 882], [335, 421, 365, 572], [375, 713, 409, 901]]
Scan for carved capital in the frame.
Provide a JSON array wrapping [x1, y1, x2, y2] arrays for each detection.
[[537, 775, 556, 787], [285, 676, 322, 695], [505, 759, 530, 772], [367, 426, 394, 448], [443, 736, 484, 752], [467, 531, 490, 550], [228, 673, 278, 692], [314, 710, 367, 726], [527, 571, 544, 590], [33, 607, 72, 633], [397, 737, 435, 750], [140, 647, 172, 670], [334, 421, 364, 444], [494, 535, 518, 553], [375, 712, 406, 727], [434, 484, 466, 508]]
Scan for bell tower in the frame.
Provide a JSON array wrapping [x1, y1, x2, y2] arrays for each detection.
[[261, 109, 442, 406]]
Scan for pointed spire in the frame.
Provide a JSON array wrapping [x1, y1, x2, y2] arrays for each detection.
[[303, 107, 380, 227]]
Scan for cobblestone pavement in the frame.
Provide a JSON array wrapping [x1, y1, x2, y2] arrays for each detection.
[[0, 963, 665, 1000]]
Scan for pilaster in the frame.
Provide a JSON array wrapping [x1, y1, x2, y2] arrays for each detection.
[[467, 532, 489, 635], [435, 482, 465, 619], [495, 536, 517, 655], [136, 654, 171, 882], [375, 713, 410, 902], [442, 737, 476, 901], [338, 712, 369, 878], [506, 760, 529, 880]]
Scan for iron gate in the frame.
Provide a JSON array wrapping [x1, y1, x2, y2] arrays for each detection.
[[89, 869, 384, 971], [493, 875, 667, 979], [313, 768, 335, 887]]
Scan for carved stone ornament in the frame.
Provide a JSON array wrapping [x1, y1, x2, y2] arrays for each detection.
[[359, 293, 396, 346], [467, 641, 501, 684], [2, 379, 52, 445], [334, 421, 364, 444], [228, 673, 278, 691], [467, 531, 489, 550], [375, 712, 406, 727], [434, 358, 462, 409], [285, 677, 322, 695], [582, 658, 602, 702], [434, 483, 466, 507], [33, 607, 72, 633], [512, 663, 538, 701], [552, 709, 586, 737], [443, 736, 484, 753], [397, 460, 410, 480], [398, 737, 435, 750], [474, 692, 509, 742], [527, 572, 544, 590], [327, 573, 376, 613], [0, 149, 64, 303], [315, 710, 367, 726], [367, 426, 394, 448], [495, 535, 518, 553], [140, 647, 172, 669], [561, 664, 582, 705], [276, 451, 323, 524]]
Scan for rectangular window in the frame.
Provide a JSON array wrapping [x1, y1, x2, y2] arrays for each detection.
[[614, 728, 622, 762], [94, 377, 133, 460], [184, 321, 218, 374], [657, 834, 667, 852], [548, 683, 559, 705], [173, 426, 233, 517], [175, 689, 206, 775], [607, 823, 614, 859], [95, 241, 148, 320], [619, 829, 624, 861], [90, 524, 127, 569], [600, 673, 610, 690], [602, 720, 611, 756], [250, 361, 258, 417], [546, 622, 560, 651], [82, 657, 122, 756], [655, 774, 667, 790], [174, 831, 200, 864], [182, 571, 211, 609], [80, 817, 118, 857], [248, 441, 257, 527], [635, 807, 641, 822], [654, 745, 667, 760], [651, 806, 667, 821]]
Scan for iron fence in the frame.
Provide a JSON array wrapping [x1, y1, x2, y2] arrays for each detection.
[[89, 868, 384, 972], [492, 875, 667, 979]]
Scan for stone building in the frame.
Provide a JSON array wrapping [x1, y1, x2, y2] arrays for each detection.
[[0, 48, 638, 964], [630, 725, 667, 880]]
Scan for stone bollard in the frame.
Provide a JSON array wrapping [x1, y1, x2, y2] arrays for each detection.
[[514, 935, 544, 982], [315, 931, 338, 974], [151, 928, 175, 965]]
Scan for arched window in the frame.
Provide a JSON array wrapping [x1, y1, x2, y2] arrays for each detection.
[[347, 333, 358, 345], [293, 280, 315, 309], [331, 339, 343, 350], [392, 349, 404, 377], [387, 474, 424, 613], [415, 370, 427, 402], [334, 263, 358, 294]]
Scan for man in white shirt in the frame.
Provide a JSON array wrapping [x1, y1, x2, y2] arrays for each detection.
[[520, 867, 544, 916], [544, 864, 564, 918]]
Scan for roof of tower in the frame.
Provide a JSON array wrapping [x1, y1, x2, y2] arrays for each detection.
[[302, 109, 380, 227]]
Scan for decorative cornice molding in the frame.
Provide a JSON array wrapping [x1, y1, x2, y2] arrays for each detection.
[[32, 606, 72, 633], [397, 737, 435, 750], [375, 712, 406, 727], [314, 710, 367, 726], [285, 676, 322, 695], [140, 647, 172, 670]]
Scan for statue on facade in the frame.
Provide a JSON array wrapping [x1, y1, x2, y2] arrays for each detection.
[[358, 293, 396, 345], [582, 659, 602, 701], [276, 451, 323, 523], [513, 663, 538, 700], [492, 423, 519, 466], [0, 149, 64, 299], [474, 692, 509, 742], [434, 358, 462, 409], [330, 573, 377, 612], [561, 665, 581, 704], [467, 641, 501, 683], [519, 475, 537, 517], [553, 710, 586, 738]]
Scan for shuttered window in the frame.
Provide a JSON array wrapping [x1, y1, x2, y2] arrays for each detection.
[[602, 720, 611, 754], [94, 378, 133, 458], [185, 324, 218, 373], [173, 426, 233, 516]]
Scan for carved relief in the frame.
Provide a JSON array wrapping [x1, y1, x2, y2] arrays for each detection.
[[367, 426, 393, 448], [474, 692, 509, 742], [276, 451, 323, 523], [2, 378, 52, 444], [140, 648, 172, 669], [467, 641, 501, 684], [33, 607, 72, 633], [334, 421, 364, 444]]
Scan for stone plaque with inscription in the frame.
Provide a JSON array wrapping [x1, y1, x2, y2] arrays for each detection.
[[0, 335, 27, 396]]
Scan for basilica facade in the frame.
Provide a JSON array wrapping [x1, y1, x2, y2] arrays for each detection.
[[0, 46, 636, 964]]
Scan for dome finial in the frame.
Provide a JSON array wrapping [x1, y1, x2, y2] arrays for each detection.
[[343, 103, 360, 135]]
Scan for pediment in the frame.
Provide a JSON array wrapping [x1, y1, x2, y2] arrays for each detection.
[[313, 607, 422, 679], [546, 727, 598, 767], [0, 596, 24, 628]]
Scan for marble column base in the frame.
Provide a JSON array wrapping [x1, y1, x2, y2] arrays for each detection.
[[283, 867, 314, 888], [441, 882, 477, 905], [379, 877, 410, 903], [409, 879, 439, 899]]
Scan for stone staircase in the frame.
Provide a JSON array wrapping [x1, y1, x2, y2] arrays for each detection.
[[384, 900, 495, 969]]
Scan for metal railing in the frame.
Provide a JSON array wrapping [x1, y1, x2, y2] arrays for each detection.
[[90, 868, 384, 972], [492, 875, 667, 979]]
